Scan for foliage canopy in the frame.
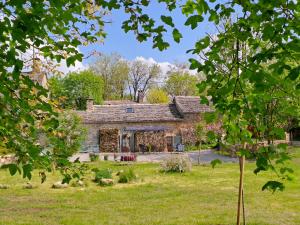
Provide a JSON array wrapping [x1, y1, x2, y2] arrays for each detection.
[[49, 70, 104, 110]]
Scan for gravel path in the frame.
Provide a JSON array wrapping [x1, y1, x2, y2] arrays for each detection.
[[70, 150, 238, 164]]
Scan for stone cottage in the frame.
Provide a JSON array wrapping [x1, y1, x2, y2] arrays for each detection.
[[76, 95, 214, 153]]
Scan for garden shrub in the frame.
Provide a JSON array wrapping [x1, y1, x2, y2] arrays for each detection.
[[92, 168, 112, 183], [118, 168, 137, 183], [160, 155, 192, 173], [89, 153, 99, 162], [47, 111, 87, 158]]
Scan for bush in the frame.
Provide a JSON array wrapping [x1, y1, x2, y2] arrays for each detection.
[[92, 168, 112, 183], [47, 111, 87, 158], [160, 155, 192, 173], [89, 153, 99, 162], [118, 168, 137, 183]]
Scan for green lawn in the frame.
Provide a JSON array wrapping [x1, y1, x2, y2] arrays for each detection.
[[0, 148, 299, 225]]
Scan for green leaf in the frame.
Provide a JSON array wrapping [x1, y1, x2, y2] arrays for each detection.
[[254, 156, 268, 174], [196, 82, 207, 93], [172, 28, 182, 43], [22, 164, 32, 180], [161, 15, 174, 27], [262, 26, 274, 41], [8, 164, 18, 176], [200, 96, 209, 105], [66, 56, 76, 67], [195, 36, 210, 51], [262, 181, 284, 193], [189, 58, 201, 70], [287, 66, 300, 80], [211, 159, 222, 168], [209, 10, 219, 22], [184, 15, 204, 29]]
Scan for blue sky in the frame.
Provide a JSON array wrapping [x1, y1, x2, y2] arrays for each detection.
[[81, 2, 216, 66]]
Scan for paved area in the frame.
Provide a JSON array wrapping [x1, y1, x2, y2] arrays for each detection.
[[70, 150, 238, 164]]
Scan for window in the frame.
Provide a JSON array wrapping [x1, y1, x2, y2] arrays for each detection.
[[126, 107, 134, 113]]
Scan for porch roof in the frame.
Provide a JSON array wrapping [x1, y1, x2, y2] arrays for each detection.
[[123, 126, 170, 132]]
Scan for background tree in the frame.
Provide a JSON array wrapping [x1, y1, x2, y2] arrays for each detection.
[[195, 122, 207, 165], [128, 59, 161, 101], [164, 70, 201, 96], [146, 88, 169, 104], [91, 53, 129, 100], [49, 70, 104, 110], [47, 111, 86, 158]]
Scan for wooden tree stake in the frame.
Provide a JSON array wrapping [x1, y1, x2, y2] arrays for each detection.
[[236, 154, 245, 225]]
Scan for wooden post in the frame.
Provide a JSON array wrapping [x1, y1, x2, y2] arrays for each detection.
[[236, 154, 245, 225], [198, 142, 201, 165]]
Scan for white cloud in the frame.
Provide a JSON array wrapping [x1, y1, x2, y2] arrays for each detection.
[[57, 59, 87, 74], [134, 56, 198, 78], [134, 56, 176, 80]]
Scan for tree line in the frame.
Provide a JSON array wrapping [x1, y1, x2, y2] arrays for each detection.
[[49, 53, 203, 109]]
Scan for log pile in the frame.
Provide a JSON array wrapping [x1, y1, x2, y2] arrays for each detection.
[[100, 129, 119, 152], [135, 131, 166, 152]]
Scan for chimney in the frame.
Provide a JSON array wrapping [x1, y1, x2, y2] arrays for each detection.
[[32, 57, 42, 73], [86, 98, 94, 111], [137, 90, 144, 103]]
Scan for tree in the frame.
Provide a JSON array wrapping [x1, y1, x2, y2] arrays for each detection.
[[49, 70, 104, 110], [91, 53, 129, 100], [128, 59, 161, 101], [0, 0, 107, 181], [47, 111, 86, 158], [164, 70, 201, 96], [195, 122, 207, 165], [146, 88, 169, 104]]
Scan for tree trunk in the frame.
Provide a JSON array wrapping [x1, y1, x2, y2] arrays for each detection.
[[198, 142, 201, 165]]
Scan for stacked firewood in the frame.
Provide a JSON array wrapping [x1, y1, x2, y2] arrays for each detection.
[[99, 129, 119, 152]]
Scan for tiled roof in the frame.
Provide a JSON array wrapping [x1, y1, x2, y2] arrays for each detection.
[[174, 96, 213, 114], [77, 103, 183, 124], [103, 100, 135, 105]]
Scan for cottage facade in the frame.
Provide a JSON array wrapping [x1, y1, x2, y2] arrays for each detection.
[[77, 96, 213, 153]]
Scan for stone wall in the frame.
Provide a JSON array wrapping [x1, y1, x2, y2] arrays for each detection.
[[180, 127, 198, 145], [83, 121, 181, 150], [99, 128, 119, 152], [135, 131, 167, 152], [82, 114, 209, 152]]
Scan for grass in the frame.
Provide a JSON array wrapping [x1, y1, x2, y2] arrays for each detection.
[[0, 148, 299, 225]]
